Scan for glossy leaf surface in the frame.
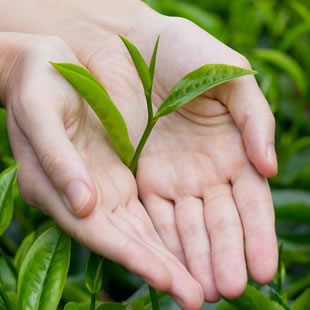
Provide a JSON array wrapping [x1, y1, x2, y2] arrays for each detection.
[[155, 64, 255, 119], [51, 62, 134, 166], [0, 164, 18, 236], [18, 225, 71, 310]]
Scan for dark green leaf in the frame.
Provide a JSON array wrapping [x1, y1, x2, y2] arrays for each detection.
[[18, 225, 71, 310], [118, 35, 152, 96], [224, 285, 286, 310], [0, 164, 18, 236], [85, 252, 104, 294], [50, 62, 134, 166], [155, 64, 255, 119]]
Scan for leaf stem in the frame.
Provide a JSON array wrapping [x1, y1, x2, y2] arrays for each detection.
[[129, 116, 156, 176], [148, 285, 160, 310]]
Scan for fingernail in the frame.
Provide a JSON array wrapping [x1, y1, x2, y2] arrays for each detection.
[[267, 144, 277, 170], [65, 180, 92, 215]]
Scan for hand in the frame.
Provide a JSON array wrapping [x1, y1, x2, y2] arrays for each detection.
[[1, 33, 204, 310], [136, 19, 278, 301]]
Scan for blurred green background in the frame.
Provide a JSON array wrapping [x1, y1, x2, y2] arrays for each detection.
[[1, 0, 310, 309]]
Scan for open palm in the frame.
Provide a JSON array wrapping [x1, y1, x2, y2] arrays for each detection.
[[136, 19, 278, 301]]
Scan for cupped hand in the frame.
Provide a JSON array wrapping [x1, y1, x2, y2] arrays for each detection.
[[1, 33, 204, 310], [135, 18, 279, 301]]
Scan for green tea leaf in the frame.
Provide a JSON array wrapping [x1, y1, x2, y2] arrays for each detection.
[[85, 252, 104, 294], [119, 35, 152, 96], [149, 35, 160, 84], [18, 225, 71, 310], [0, 164, 18, 236], [50, 62, 134, 166], [155, 64, 255, 119], [225, 285, 286, 310]]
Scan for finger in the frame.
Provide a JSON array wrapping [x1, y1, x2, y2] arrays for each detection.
[[11, 101, 97, 217], [43, 190, 204, 310], [232, 165, 278, 284], [175, 196, 221, 302], [140, 194, 186, 264], [216, 74, 277, 178], [203, 184, 247, 299]]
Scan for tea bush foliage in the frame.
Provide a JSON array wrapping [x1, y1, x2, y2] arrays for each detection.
[[1, 0, 310, 309]]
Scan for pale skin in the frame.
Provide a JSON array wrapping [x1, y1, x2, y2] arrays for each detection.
[[0, 0, 278, 309]]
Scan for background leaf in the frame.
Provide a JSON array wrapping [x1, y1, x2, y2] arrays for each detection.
[[0, 164, 18, 236], [155, 64, 255, 119], [17, 225, 71, 310]]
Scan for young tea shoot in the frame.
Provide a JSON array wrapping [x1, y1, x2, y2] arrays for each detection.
[[51, 35, 255, 309]]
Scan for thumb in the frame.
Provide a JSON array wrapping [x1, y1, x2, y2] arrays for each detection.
[[17, 100, 97, 217], [217, 74, 278, 177]]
